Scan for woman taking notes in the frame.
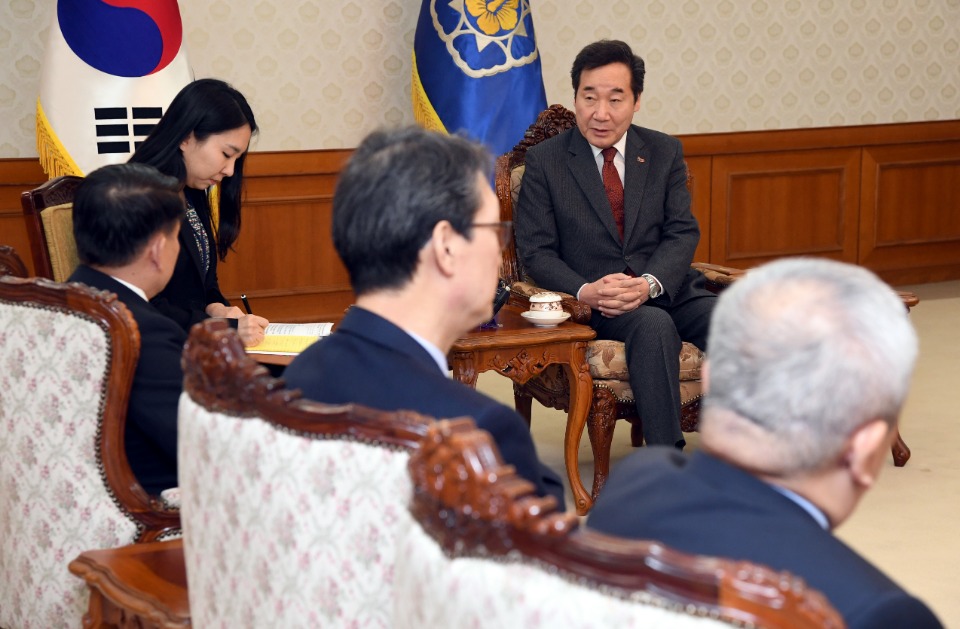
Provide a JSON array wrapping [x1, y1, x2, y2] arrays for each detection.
[[130, 78, 268, 346]]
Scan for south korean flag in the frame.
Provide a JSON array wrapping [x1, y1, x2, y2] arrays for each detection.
[[37, 0, 193, 177]]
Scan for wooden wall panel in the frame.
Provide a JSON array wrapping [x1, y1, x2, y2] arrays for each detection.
[[710, 149, 861, 268], [685, 155, 711, 262], [217, 150, 355, 323], [860, 141, 960, 284], [0, 159, 47, 276]]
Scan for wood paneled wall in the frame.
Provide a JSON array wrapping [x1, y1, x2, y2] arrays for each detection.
[[217, 150, 354, 322], [682, 120, 960, 285], [0, 159, 46, 277], [2, 120, 958, 322]]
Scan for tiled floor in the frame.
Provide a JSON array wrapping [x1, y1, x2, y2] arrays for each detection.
[[476, 279, 960, 625]]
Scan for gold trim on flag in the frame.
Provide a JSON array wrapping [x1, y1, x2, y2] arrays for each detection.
[[411, 52, 448, 134], [36, 98, 83, 178], [207, 184, 220, 239]]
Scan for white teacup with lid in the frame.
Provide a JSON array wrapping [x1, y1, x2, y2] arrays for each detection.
[[529, 292, 563, 312], [522, 292, 570, 327]]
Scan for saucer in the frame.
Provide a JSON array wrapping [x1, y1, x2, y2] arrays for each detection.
[[521, 311, 571, 328]]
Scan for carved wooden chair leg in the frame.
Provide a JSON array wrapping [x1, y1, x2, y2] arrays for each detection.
[[629, 419, 645, 448], [512, 383, 534, 428], [679, 398, 702, 434], [891, 429, 911, 467], [587, 387, 619, 502]]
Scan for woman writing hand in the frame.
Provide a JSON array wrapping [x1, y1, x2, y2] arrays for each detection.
[[205, 303, 269, 346]]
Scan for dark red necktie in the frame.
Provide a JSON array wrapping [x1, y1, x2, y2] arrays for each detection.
[[602, 147, 624, 240]]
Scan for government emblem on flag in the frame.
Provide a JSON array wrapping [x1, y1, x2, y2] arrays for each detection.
[[37, 0, 193, 177], [412, 0, 547, 157]]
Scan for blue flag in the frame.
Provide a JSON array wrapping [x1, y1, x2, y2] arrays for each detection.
[[412, 0, 547, 157]]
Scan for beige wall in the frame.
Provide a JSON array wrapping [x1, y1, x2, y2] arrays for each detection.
[[1, 0, 957, 156]]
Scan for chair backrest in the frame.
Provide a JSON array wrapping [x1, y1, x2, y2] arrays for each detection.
[[178, 319, 435, 629], [0, 275, 180, 628], [495, 105, 577, 285], [21, 175, 83, 282], [396, 421, 844, 629], [0, 244, 29, 278]]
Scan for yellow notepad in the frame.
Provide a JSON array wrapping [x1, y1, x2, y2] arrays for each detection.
[[246, 322, 334, 355]]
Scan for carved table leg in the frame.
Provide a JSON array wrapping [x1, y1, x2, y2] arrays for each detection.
[[587, 387, 617, 503], [83, 591, 106, 629], [449, 351, 479, 388], [563, 341, 594, 515], [513, 382, 533, 427], [892, 428, 911, 467]]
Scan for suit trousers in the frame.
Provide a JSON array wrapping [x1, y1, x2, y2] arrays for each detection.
[[592, 293, 715, 446]]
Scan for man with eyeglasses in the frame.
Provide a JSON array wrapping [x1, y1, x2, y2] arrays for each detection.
[[284, 127, 564, 506]]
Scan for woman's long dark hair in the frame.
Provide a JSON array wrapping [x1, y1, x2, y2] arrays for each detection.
[[130, 78, 256, 261]]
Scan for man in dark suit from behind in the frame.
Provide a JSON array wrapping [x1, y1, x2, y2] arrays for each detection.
[[588, 258, 942, 628], [69, 163, 186, 495], [284, 127, 564, 506], [515, 39, 716, 449]]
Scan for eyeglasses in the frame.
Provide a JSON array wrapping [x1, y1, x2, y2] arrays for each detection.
[[471, 221, 513, 251]]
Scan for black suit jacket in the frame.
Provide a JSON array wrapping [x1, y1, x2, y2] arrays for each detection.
[[151, 188, 231, 333], [587, 448, 942, 628], [515, 124, 710, 306], [69, 265, 186, 495], [283, 307, 565, 506]]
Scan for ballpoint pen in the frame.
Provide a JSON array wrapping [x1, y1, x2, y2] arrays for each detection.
[[240, 294, 253, 315]]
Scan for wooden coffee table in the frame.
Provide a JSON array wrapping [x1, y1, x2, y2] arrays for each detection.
[[449, 305, 597, 514], [69, 538, 190, 628]]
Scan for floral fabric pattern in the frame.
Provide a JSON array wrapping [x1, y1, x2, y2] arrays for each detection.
[[394, 518, 734, 629], [0, 302, 139, 629], [178, 393, 414, 629], [586, 340, 702, 381], [592, 379, 702, 406]]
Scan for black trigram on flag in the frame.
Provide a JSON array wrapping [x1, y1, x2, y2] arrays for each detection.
[[94, 107, 164, 154]]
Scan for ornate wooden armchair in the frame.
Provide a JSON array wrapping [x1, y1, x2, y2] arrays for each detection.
[[177, 319, 434, 628], [0, 275, 180, 628], [395, 420, 843, 628], [497, 105, 915, 508], [21, 174, 83, 282], [0, 244, 28, 278]]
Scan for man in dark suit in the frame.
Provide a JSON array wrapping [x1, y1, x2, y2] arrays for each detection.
[[69, 163, 186, 495], [515, 40, 715, 448], [588, 258, 942, 628], [284, 127, 564, 506]]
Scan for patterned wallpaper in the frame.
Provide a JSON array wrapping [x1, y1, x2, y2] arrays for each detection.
[[1, 0, 957, 157]]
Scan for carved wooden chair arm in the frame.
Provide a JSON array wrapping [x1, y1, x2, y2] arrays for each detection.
[[691, 262, 746, 295], [896, 290, 919, 310], [509, 280, 592, 323], [690, 262, 919, 311]]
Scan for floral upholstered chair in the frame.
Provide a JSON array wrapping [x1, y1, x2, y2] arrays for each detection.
[[498, 105, 917, 510], [178, 319, 434, 628], [21, 175, 83, 282], [395, 420, 844, 629], [0, 275, 180, 629]]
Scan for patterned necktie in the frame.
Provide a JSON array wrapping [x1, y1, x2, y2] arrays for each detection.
[[601, 147, 625, 240]]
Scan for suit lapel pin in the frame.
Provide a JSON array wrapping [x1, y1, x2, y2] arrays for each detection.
[[637, 157, 645, 163]]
